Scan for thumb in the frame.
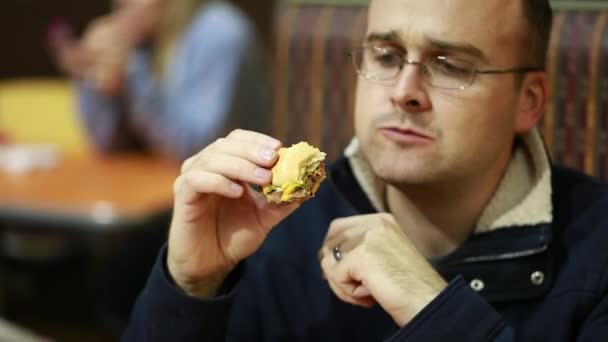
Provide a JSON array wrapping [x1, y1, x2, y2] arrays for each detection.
[[352, 284, 372, 298]]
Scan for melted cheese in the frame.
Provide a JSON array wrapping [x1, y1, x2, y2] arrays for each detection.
[[271, 142, 326, 186]]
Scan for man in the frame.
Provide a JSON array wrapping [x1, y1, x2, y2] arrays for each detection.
[[123, 0, 608, 340]]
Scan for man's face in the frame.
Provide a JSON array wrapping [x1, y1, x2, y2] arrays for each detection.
[[355, 0, 530, 187]]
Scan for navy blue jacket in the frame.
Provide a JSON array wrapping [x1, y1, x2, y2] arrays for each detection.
[[123, 157, 608, 341]]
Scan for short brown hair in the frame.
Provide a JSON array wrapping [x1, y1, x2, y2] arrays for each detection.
[[520, 0, 553, 68]]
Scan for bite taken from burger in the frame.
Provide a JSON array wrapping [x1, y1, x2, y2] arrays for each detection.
[[262, 142, 327, 205]]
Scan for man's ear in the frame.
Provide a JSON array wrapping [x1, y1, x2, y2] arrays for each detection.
[[515, 72, 548, 133]]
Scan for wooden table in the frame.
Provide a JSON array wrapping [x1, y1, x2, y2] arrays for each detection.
[[0, 152, 180, 338], [0, 153, 179, 233]]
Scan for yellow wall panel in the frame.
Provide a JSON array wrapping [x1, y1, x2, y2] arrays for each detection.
[[0, 78, 91, 155]]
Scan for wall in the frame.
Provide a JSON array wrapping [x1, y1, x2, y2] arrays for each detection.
[[283, 0, 608, 9], [0, 0, 276, 79], [0, 0, 110, 79]]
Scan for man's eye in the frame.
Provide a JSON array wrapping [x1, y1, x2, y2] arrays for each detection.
[[431, 59, 470, 76], [373, 52, 401, 67]]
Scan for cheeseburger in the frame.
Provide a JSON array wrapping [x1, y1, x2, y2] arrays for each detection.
[[262, 142, 327, 205]]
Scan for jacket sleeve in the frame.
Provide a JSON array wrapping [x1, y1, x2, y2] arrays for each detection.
[[385, 276, 514, 342], [121, 246, 238, 342], [575, 280, 608, 341]]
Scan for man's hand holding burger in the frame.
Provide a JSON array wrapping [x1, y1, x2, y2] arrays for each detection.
[[168, 130, 326, 298]]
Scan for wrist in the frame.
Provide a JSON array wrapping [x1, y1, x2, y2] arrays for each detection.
[[394, 277, 447, 327], [166, 259, 231, 299], [177, 272, 228, 299]]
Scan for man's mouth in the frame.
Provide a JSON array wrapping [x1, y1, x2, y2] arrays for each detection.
[[378, 126, 435, 144]]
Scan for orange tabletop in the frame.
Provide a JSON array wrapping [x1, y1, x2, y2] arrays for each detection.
[[0, 153, 180, 232]]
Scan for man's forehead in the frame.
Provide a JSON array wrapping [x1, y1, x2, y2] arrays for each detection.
[[369, 0, 520, 16], [367, 0, 523, 40], [367, 0, 524, 58]]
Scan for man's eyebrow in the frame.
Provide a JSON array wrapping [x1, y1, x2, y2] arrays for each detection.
[[365, 30, 403, 45], [364, 31, 489, 63], [426, 36, 489, 63]]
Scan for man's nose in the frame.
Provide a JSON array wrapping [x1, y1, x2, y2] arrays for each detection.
[[390, 63, 431, 113]]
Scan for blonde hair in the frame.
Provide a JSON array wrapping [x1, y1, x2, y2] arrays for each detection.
[[153, 0, 207, 79]]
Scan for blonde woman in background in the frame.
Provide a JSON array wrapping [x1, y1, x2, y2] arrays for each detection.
[[51, 0, 269, 161]]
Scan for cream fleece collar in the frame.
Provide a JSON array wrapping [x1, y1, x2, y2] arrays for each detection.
[[344, 128, 553, 233]]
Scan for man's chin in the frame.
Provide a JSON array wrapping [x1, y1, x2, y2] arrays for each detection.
[[362, 146, 436, 182], [369, 156, 439, 186], [376, 167, 438, 186]]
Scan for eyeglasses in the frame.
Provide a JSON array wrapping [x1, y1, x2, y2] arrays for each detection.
[[347, 46, 544, 90]]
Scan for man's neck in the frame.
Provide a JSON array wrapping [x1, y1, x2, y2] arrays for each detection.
[[386, 148, 512, 259]]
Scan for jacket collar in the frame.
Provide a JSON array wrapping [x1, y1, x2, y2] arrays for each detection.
[[341, 128, 553, 234]]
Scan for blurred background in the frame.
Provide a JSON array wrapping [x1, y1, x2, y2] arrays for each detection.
[[0, 0, 277, 79], [0, 0, 276, 341], [1, 0, 608, 341], [0, 0, 108, 79]]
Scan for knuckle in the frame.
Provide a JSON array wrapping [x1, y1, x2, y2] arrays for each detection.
[[180, 157, 194, 173], [361, 229, 376, 245], [182, 171, 196, 186], [377, 213, 396, 226], [207, 137, 232, 153], [228, 159, 251, 176], [329, 217, 345, 229], [204, 138, 220, 152], [317, 248, 326, 262], [173, 175, 184, 195], [352, 245, 368, 261], [195, 153, 211, 169], [214, 137, 227, 146], [227, 129, 243, 138], [320, 259, 332, 277], [378, 212, 394, 221]]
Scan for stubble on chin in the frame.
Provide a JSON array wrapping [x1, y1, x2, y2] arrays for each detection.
[[360, 138, 442, 186]]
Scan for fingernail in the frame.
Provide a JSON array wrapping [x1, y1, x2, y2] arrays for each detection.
[[265, 139, 281, 149], [258, 149, 276, 162], [254, 168, 271, 180], [230, 183, 243, 194]]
